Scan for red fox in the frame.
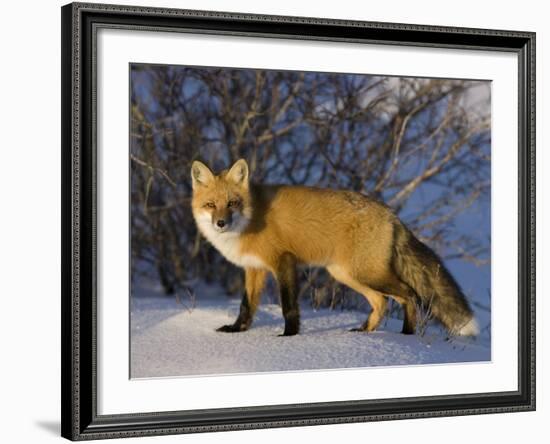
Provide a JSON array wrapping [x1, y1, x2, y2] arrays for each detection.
[[191, 158, 479, 337]]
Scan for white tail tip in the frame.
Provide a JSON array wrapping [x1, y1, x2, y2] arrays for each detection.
[[456, 317, 479, 336]]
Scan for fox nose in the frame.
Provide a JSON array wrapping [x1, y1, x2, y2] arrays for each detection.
[[216, 219, 226, 228]]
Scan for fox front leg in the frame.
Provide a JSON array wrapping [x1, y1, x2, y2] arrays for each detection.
[[275, 253, 300, 336], [217, 268, 267, 333]]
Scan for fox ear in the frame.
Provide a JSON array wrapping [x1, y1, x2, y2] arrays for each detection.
[[227, 159, 249, 186], [191, 161, 214, 189]]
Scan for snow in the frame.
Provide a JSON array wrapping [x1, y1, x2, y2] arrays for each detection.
[[130, 283, 490, 379]]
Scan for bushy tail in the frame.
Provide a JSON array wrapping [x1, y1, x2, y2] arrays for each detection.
[[392, 222, 479, 336]]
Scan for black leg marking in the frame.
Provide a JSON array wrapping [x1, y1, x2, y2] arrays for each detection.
[[216, 268, 267, 333], [400, 298, 417, 335], [401, 308, 416, 334], [216, 293, 251, 333], [276, 253, 300, 336]]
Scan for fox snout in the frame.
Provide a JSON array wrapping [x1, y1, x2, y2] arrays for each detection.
[[212, 211, 233, 231]]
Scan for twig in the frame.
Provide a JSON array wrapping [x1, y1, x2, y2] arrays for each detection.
[[130, 154, 177, 188]]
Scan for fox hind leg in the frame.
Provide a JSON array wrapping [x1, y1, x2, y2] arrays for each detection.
[[350, 288, 388, 332], [372, 278, 418, 335], [326, 265, 388, 333], [217, 268, 267, 333], [391, 296, 417, 335]]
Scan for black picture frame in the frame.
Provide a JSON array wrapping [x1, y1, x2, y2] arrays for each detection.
[[61, 2, 536, 440]]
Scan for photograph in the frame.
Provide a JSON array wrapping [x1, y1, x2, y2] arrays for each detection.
[[129, 64, 492, 379]]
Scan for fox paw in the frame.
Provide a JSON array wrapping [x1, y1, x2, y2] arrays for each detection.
[[216, 324, 244, 333], [278, 328, 299, 337]]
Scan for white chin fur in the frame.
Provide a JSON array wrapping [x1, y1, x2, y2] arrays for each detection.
[[194, 211, 266, 269], [456, 317, 479, 336]]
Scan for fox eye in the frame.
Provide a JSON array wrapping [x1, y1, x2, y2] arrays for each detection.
[[204, 202, 216, 209], [227, 200, 239, 208]]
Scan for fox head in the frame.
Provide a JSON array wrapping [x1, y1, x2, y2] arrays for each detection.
[[191, 158, 253, 235]]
